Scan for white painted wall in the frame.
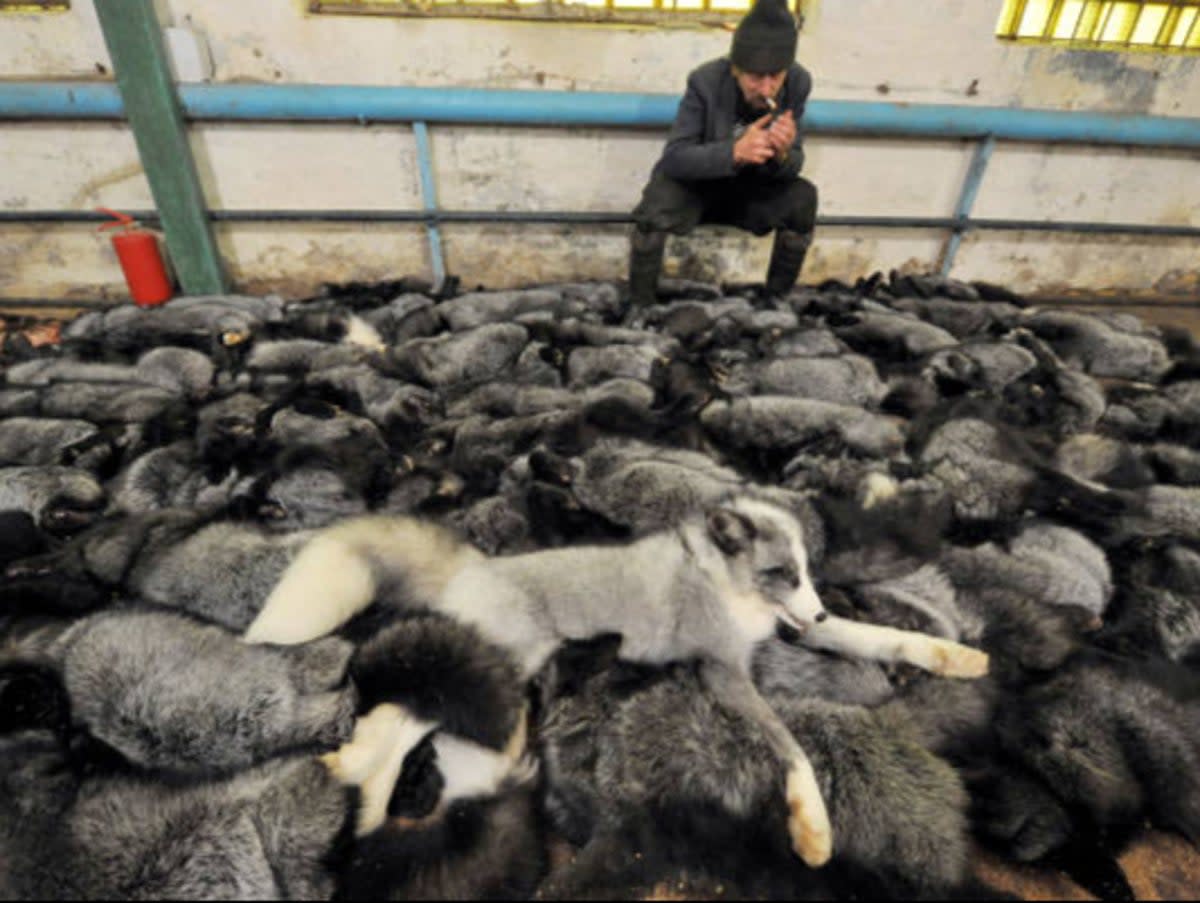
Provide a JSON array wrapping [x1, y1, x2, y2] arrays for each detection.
[[1, 0, 1198, 300]]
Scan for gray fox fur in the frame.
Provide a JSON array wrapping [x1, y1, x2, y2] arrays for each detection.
[[12, 509, 314, 631], [1, 732, 354, 900], [534, 639, 971, 898], [0, 465, 105, 534], [0, 417, 112, 470], [23, 609, 356, 775]]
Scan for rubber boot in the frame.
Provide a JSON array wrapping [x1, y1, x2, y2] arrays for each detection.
[[627, 229, 667, 308], [764, 229, 813, 299]]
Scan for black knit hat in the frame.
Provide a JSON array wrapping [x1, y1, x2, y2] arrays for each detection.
[[730, 0, 797, 74]]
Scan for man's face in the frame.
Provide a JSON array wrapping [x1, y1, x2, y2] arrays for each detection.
[[732, 66, 787, 111]]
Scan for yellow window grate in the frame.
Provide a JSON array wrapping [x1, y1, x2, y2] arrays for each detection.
[[997, 0, 1200, 52], [309, 0, 806, 28], [0, 0, 69, 11]]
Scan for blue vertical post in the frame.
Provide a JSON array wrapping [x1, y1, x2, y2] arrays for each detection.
[[939, 134, 997, 277], [412, 121, 446, 290]]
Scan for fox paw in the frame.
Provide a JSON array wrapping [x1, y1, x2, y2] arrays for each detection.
[[319, 750, 345, 779], [323, 704, 409, 785], [505, 753, 541, 788], [930, 641, 990, 679], [321, 741, 379, 785], [787, 763, 833, 868], [503, 703, 529, 763]]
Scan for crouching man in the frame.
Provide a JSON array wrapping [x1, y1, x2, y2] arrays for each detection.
[[628, 0, 818, 305]]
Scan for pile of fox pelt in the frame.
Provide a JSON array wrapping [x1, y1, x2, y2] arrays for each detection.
[[3, 271, 1200, 901]]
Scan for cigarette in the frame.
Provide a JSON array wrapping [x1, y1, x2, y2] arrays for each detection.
[[766, 97, 781, 120]]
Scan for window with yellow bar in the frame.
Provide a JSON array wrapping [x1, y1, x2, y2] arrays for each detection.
[[997, 0, 1200, 52], [0, 1, 69, 11], [309, 0, 805, 28]]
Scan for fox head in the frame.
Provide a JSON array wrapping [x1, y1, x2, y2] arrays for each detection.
[[705, 497, 827, 641]]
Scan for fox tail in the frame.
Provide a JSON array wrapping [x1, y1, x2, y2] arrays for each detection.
[[244, 515, 482, 645]]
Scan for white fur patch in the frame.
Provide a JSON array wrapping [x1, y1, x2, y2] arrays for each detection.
[[336, 703, 437, 836], [433, 733, 534, 803], [805, 615, 990, 678], [245, 533, 376, 645], [244, 515, 482, 645], [787, 757, 833, 867], [724, 588, 781, 646], [342, 315, 386, 352], [860, 472, 899, 509]]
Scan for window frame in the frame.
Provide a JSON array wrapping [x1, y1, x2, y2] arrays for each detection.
[[0, 0, 69, 11], [996, 0, 1200, 53], [309, 0, 805, 30]]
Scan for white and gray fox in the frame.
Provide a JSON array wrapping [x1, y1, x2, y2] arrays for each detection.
[[244, 494, 990, 868]]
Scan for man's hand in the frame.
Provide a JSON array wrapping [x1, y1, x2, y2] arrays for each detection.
[[766, 110, 796, 160], [733, 112, 775, 166]]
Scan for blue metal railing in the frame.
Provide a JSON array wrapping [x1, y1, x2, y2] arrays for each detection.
[[3, 83, 1200, 148], [2, 81, 1199, 283]]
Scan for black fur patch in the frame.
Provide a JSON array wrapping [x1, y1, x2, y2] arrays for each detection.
[[350, 614, 524, 752], [0, 511, 48, 566], [0, 659, 70, 736], [386, 729, 443, 819]]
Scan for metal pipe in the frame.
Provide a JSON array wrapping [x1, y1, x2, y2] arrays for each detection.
[[4, 82, 1200, 148], [807, 100, 1200, 147], [0, 82, 676, 127], [969, 218, 1200, 236], [411, 121, 446, 290], [940, 134, 997, 276], [5, 209, 1200, 237]]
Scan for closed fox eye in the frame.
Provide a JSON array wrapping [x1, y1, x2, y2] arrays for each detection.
[[762, 565, 801, 588]]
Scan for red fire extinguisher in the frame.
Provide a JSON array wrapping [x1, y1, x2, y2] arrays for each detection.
[[97, 208, 174, 308]]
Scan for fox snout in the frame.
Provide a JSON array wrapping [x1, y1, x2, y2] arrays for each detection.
[[779, 577, 828, 629], [775, 609, 827, 645], [775, 604, 828, 643]]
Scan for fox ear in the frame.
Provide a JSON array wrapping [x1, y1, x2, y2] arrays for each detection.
[[706, 507, 757, 556]]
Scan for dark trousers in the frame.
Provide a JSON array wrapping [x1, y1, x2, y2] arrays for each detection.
[[632, 173, 818, 237]]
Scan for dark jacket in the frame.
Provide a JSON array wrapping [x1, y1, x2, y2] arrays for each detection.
[[653, 57, 812, 183]]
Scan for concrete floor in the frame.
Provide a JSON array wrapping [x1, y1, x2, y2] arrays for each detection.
[[974, 831, 1200, 900]]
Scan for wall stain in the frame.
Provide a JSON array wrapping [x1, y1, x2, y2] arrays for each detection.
[[1154, 268, 1200, 295], [226, 234, 425, 299], [0, 226, 53, 290], [804, 243, 877, 283], [0, 159, 144, 291], [1157, 202, 1198, 226], [1046, 51, 1159, 112], [0, 161, 148, 292]]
